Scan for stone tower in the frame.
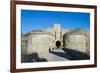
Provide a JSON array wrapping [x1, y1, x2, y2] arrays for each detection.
[[53, 24, 62, 48], [53, 23, 61, 40]]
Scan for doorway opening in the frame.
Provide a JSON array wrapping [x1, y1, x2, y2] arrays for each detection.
[[56, 41, 61, 48]]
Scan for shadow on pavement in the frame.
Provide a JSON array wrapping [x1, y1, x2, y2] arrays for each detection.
[[21, 53, 47, 63], [50, 48, 90, 60]]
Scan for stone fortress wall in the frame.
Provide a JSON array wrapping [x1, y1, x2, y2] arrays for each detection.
[[21, 24, 90, 58]]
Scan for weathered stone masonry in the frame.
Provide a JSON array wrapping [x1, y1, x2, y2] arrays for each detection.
[[21, 24, 90, 58]]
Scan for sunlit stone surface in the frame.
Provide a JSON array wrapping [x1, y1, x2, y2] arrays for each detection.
[[21, 24, 90, 62]]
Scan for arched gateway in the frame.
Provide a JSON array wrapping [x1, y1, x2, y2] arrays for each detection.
[[56, 41, 61, 48]]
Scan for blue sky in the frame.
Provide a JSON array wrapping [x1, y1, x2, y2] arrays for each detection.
[[21, 10, 90, 33]]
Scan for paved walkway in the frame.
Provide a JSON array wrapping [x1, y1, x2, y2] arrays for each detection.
[[39, 48, 68, 61], [22, 48, 90, 63]]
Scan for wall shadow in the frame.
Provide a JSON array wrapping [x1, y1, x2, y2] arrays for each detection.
[[21, 53, 47, 63], [50, 48, 90, 60]]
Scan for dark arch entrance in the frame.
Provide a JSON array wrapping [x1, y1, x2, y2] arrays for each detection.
[[56, 41, 61, 48]]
